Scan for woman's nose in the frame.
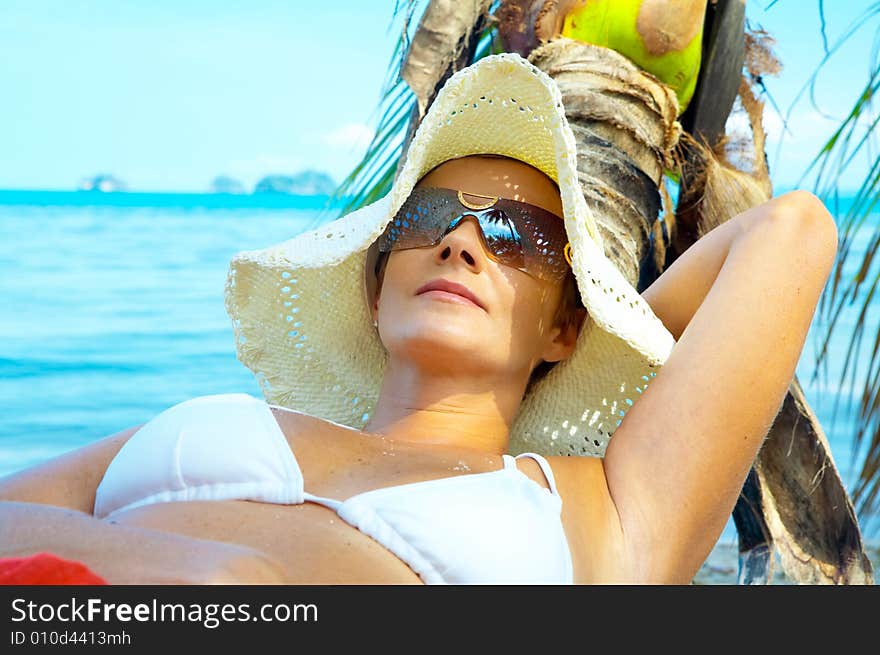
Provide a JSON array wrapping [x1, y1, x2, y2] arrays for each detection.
[[434, 215, 490, 271]]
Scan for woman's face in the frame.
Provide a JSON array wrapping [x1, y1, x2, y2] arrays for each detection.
[[371, 155, 578, 382]]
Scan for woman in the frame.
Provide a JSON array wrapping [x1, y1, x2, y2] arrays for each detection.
[[0, 54, 837, 584]]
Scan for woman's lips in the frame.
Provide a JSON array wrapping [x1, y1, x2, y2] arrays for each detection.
[[415, 278, 486, 310], [418, 289, 483, 309]]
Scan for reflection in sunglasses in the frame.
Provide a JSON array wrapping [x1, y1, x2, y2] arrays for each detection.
[[379, 187, 572, 283]]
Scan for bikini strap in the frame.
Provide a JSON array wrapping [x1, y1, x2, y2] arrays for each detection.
[[302, 491, 343, 511], [514, 452, 560, 497]]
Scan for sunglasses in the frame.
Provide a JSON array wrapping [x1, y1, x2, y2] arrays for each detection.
[[377, 186, 573, 283]]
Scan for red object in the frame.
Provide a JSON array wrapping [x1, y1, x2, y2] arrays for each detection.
[[0, 552, 108, 585]]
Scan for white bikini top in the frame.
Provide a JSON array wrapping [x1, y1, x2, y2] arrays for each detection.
[[94, 393, 574, 584]]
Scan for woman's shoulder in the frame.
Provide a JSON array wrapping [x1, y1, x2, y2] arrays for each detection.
[[545, 453, 605, 480], [546, 455, 618, 519], [545, 454, 629, 581], [544, 453, 609, 503]]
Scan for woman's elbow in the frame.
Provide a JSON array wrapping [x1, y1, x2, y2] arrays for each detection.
[[778, 190, 838, 252]]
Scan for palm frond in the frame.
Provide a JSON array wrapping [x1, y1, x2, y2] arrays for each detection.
[[330, 3, 501, 217], [801, 2, 880, 521]]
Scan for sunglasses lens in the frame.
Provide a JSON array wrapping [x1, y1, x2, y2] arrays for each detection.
[[508, 207, 570, 281], [457, 209, 526, 272], [379, 192, 439, 251], [380, 188, 569, 282]]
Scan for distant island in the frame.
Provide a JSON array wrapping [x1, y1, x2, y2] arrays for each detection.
[[73, 170, 337, 195], [209, 175, 247, 194], [253, 170, 336, 195], [77, 174, 127, 192]]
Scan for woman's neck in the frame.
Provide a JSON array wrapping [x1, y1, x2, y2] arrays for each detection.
[[361, 362, 526, 455]]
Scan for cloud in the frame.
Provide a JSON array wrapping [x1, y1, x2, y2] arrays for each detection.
[[322, 123, 374, 150]]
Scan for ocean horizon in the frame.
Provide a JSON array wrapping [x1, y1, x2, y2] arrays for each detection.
[[0, 188, 344, 210], [1, 188, 878, 583]]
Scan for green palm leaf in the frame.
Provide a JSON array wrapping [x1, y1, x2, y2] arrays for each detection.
[[799, 2, 880, 525]]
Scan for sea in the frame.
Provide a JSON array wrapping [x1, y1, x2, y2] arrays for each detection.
[[1, 188, 878, 584]]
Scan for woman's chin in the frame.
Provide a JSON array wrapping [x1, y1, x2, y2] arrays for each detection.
[[385, 325, 496, 363]]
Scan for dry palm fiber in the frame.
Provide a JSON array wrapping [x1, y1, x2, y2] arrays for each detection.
[[528, 37, 680, 288], [676, 76, 774, 241]]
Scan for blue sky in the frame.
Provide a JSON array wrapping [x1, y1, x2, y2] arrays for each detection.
[[0, 1, 876, 192]]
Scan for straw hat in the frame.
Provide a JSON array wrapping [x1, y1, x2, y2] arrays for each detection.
[[224, 52, 675, 457]]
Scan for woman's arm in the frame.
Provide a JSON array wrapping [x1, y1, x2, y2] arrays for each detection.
[[0, 424, 142, 512], [0, 501, 287, 584], [603, 190, 838, 582], [640, 195, 771, 341], [1, 425, 290, 584]]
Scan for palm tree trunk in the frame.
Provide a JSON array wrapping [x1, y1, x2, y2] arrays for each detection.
[[526, 37, 677, 291], [394, 0, 874, 583], [755, 377, 874, 583], [394, 0, 493, 183]]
